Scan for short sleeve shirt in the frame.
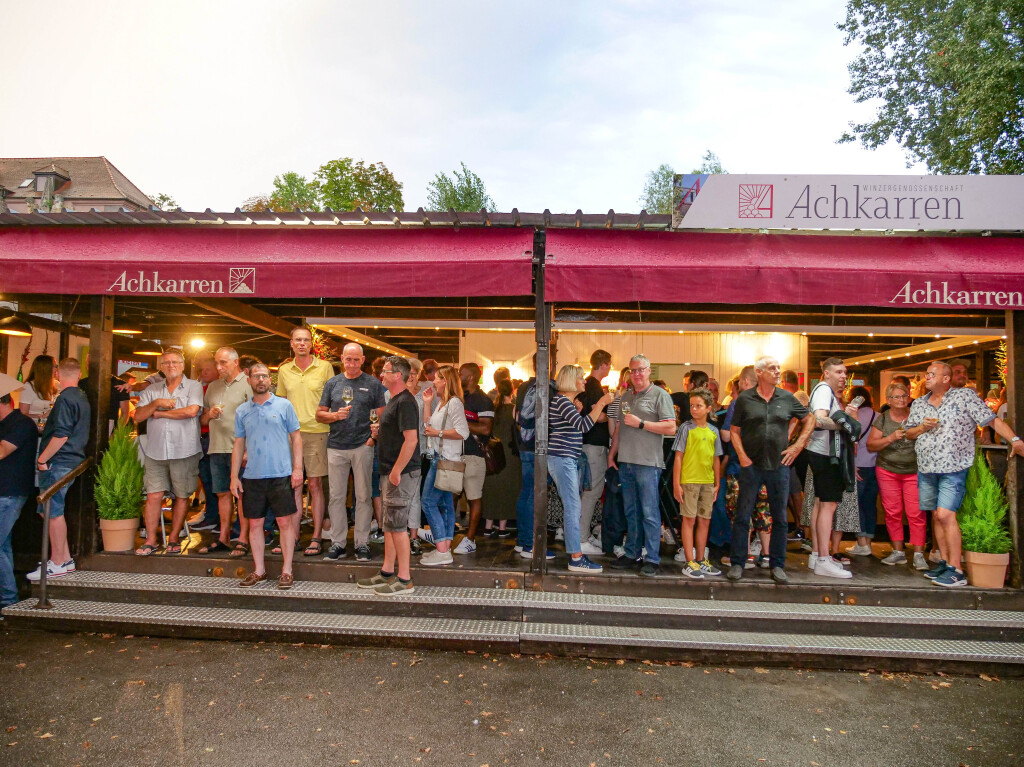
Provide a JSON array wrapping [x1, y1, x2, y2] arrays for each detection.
[[39, 386, 91, 464], [138, 377, 203, 461], [319, 372, 386, 450], [234, 394, 300, 479], [906, 387, 994, 473], [806, 383, 840, 456], [616, 384, 675, 468], [275, 357, 333, 434], [377, 389, 421, 476], [671, 421, 723, 484], [731, 387, 809, 471], [204, 373, 253, 454], [463, 390, 495, 458], [0, 409, 39, 496]]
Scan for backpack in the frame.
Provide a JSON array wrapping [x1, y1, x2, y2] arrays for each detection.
[[516, 379, 555, 451]]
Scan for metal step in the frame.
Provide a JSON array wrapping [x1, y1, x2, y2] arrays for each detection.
[[519, 622, 1024, 673], [37, 571, 523, 620], [524, 591, 1024, 641], [2, 598, 520, 652]]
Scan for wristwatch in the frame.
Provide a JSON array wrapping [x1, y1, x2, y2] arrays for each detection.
[[1012, 436, 1021, 443], [639, 420, 646, 430]]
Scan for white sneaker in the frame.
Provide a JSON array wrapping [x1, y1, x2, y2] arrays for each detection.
[[554, 527, 564, 541], [881, 550, 907, 566], [673, 549, 689, 563], [913, 552, 929, 570], [844, 544, 873, 557], [613, 545, 626, 559], [800, 539, 813, 553], [929, 549, 943, 564], [815, 557, 853, 579], [589, 525, 601, 542], [580, 541, 603, 557], [420, 549, 453, 566], [749, 538, 763, 557], [26, 559, 76, 582], [418, 527, 434, 545], [453, 537, 477, 555], [808, 553, 819, 569], [586, 533, 602, 550]]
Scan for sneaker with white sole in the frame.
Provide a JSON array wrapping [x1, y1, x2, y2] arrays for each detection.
[[682, 560, 704, 579], [613, 545, 626, 559], [808, 553, 819, 569], [554, 527, 564, 541], [673, 549, 689, 563], [881, 550, 907, 566], [420, 549, 454, 566], [568, 555, 603, 574], [844, 544, 873, 557], [519, 547, 555, 560], [452, 537, 477, 555], [814, 556, 853, 579], [418, 527, 435, 545], [800, 539, 813, 553], [749, 538, 763, 558], [26, 559, 76, 582], [580, 541, 604, 557], [913, 552, 929, 570], [932, 567, 968, 588], [699, 558, 722, 577]]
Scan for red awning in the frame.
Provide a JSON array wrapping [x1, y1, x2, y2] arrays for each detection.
[[0, 227, 535, 298], [545, 230, 1024, 309]]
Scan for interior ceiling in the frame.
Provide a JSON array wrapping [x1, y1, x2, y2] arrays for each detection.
[[10, 295, 1005, 369]]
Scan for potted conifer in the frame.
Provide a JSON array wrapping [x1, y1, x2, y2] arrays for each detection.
[[958, 451, 1012, 588], [94, 419, 145, 551]]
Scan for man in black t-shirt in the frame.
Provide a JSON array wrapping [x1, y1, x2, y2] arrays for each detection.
[[362, 356, 420, 595], [0, 374, 39, 606], [452, 363, 494, 555], [79, 375, 130, 432], [574, 349, 612, 555]]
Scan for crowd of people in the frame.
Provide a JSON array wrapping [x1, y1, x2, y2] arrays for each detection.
[[1, 333, 1021, 601]]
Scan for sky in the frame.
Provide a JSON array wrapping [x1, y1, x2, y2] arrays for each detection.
[[1, 0, 925, 213]]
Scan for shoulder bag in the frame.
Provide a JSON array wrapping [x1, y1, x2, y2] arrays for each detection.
[[483, 436, 506, 476], [434, 400, 466, 494]]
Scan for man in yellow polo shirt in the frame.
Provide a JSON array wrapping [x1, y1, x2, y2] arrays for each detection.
[[276, 326, 334, 556]]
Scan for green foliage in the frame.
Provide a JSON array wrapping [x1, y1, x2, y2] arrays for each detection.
[[638, 163, 675, 214], [958, 450, 1013, 554], [270, 172, 320, 212], [692, 150, 728, 174], [315, 158, 404, 212], [426, 162, 496, 211], [94, 420, 144, 520], [148, 193, 178, 211], [838, 0, 1024, 174]]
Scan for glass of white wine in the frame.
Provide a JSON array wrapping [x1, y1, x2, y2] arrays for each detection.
[[369, 410, 379, 425], [621, 401, 632, 417], [341, 387, 354, 408]]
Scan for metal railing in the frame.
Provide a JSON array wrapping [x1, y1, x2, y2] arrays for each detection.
[[34, 457, 92, 609]]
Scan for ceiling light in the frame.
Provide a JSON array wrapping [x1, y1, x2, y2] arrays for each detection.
[[935, 334, 940, 338], [868, 333, 874, 337], [134, 339, 163, 356], [113, 327, 142, 335], [190, 338, 206, 350], [0, 316, 32, 337]]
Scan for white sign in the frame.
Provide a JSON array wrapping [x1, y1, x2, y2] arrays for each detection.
[[677, 175, 1024, 231]]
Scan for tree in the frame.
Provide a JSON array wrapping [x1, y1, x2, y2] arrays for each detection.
[[426, 162, 496, 211], [638, 163, 674, 214], [314, 158, 404, 212], [692, 150, 727, 174], [240, 195, 273, 213], [270, 172, 320, 211], [149, 192, 178, 211], [838, 0, 1024, 174]]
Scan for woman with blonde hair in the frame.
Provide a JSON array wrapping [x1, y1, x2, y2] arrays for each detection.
[[418, 365, 470, 566], [19, 354, 58, 431]]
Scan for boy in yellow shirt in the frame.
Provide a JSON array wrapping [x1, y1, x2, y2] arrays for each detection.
[[671, 388, 723, 579]]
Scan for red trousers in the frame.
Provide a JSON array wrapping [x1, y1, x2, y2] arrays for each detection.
[[876, 467, 926, 547]]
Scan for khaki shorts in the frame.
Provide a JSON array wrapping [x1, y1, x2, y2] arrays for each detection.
[[463, 454, 486, 501], [301, 431, 328, 478], [144, 453, 201, 498], [380, 469, 420, 533], [680, 483, 715, 519]]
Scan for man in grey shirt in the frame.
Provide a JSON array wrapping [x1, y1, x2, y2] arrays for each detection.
[[608, 354, 677, 577], [133, 348, 204, 555]]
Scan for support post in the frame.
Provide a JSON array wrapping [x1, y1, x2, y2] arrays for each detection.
[[531, 230, 551, 575], [76, 296, 114, 558], [1005, 310, 1024, 588]]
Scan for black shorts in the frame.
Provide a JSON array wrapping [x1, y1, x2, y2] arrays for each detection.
[[241, 476, 298, 519], [806, 452, 845, 503]]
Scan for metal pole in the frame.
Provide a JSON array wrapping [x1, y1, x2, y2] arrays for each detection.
[[531, 229, 550, 576], [36, 499, 52, 609]]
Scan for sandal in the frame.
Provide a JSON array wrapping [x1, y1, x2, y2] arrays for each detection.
[[272, 539, 302, 555], [165, 542, 182, 555], [135, 543, 158, 557], [197, 540, 231, 555], [303, 538, 323, 557], [229, 542, 250, 558]]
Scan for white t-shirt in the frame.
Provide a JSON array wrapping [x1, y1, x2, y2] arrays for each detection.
[[807, 383, 840, 456], [19, 382, 56, 419]]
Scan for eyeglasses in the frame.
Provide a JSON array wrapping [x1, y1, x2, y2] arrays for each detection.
[[381, 368, 395, 375], [889, 394, 909, 400], [629, 368, 649, 375]]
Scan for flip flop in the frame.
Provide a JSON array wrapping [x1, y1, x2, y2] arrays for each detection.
[[165, 542, 182, 555], [229, 542, 250, 558], [135, 543, 158, 557], [197, 540, 231, 555]]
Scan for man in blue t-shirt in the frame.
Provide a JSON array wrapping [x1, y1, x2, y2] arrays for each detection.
[[0, 374, 39, 606], [30, 358, 90, 583]]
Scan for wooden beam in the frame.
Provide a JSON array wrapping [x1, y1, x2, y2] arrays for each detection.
[[1005, 310, 1024, 588], [185, 297, 297, 339]]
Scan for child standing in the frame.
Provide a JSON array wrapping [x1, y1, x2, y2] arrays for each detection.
[[672, 388, 723, 579]]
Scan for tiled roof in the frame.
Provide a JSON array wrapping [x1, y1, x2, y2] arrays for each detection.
[[0, 157, 150, 208]]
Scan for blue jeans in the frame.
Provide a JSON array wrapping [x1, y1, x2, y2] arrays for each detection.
[[620, 462, 662, 565], [420, 455, 455, 543], [709, 479, 730, 547], [38, 461, 76, 518], [602, 466, 626, 554], [516, 451, 535, 549], [548, 454, 582, 555], [732, 464, 790, 569], [0, 496, 28, 607], [856, 465, 879, 538]]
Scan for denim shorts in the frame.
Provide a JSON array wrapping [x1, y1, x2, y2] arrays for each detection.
[[917, 469, 969, 512], [38, 463, 76, 518]]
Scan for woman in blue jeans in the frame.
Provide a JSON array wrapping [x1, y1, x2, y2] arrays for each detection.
[[548, 365, 613, 574], [419, 366, 469, 567]]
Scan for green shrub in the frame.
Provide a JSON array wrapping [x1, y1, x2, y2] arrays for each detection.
[[958, 450, 1012, 555], [94, 419, 144, 521]]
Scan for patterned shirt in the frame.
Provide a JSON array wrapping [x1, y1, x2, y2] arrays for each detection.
[[906, 387, 994, 474]]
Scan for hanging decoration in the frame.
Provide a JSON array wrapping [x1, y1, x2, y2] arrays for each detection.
[[17, 333, 33, 382], [309, 326, 338, 362], [995, 341, 1007, 386]]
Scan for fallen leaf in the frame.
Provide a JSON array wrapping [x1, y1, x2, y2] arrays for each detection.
[[5, 727, 15, 733], [38, 733, 53, 739]]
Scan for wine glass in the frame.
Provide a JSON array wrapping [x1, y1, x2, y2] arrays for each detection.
[[369, 410, 379, 425], [341, 387, 354, 408], [621, 401, 632, 417]]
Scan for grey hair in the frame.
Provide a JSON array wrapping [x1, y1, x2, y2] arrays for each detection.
[[931, 361, 953, 377], [754, 356, 777, 372], [630, 354, 650, 368], [216, 346, 239, 361], [387, 355, 412, 383], [161, 348, 185, 363]]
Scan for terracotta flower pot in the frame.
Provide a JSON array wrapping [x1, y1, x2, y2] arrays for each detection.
[[99, 517, 141, 552], [963, 550, 1009, 589]]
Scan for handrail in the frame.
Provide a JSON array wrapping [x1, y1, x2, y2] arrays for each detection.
[[35, 456, 93, 610]]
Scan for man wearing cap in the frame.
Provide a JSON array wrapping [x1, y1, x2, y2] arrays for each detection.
[[0, 374, 39, 606]]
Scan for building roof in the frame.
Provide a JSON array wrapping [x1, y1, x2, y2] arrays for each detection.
[[0, 157, 151, 208]]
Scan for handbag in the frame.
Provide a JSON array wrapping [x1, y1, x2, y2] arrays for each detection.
[[433, 400, 466, 494], [483, 437, 506, 476]]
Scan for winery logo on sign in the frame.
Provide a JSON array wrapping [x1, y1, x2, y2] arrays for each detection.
[[738, 184, 773, 218], [107, 268, 257, 295]]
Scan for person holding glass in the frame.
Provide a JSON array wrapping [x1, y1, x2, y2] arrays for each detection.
[[418, 365, 469, 566], [867, 381, 927, 570], [19, 355, 58, 432]]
